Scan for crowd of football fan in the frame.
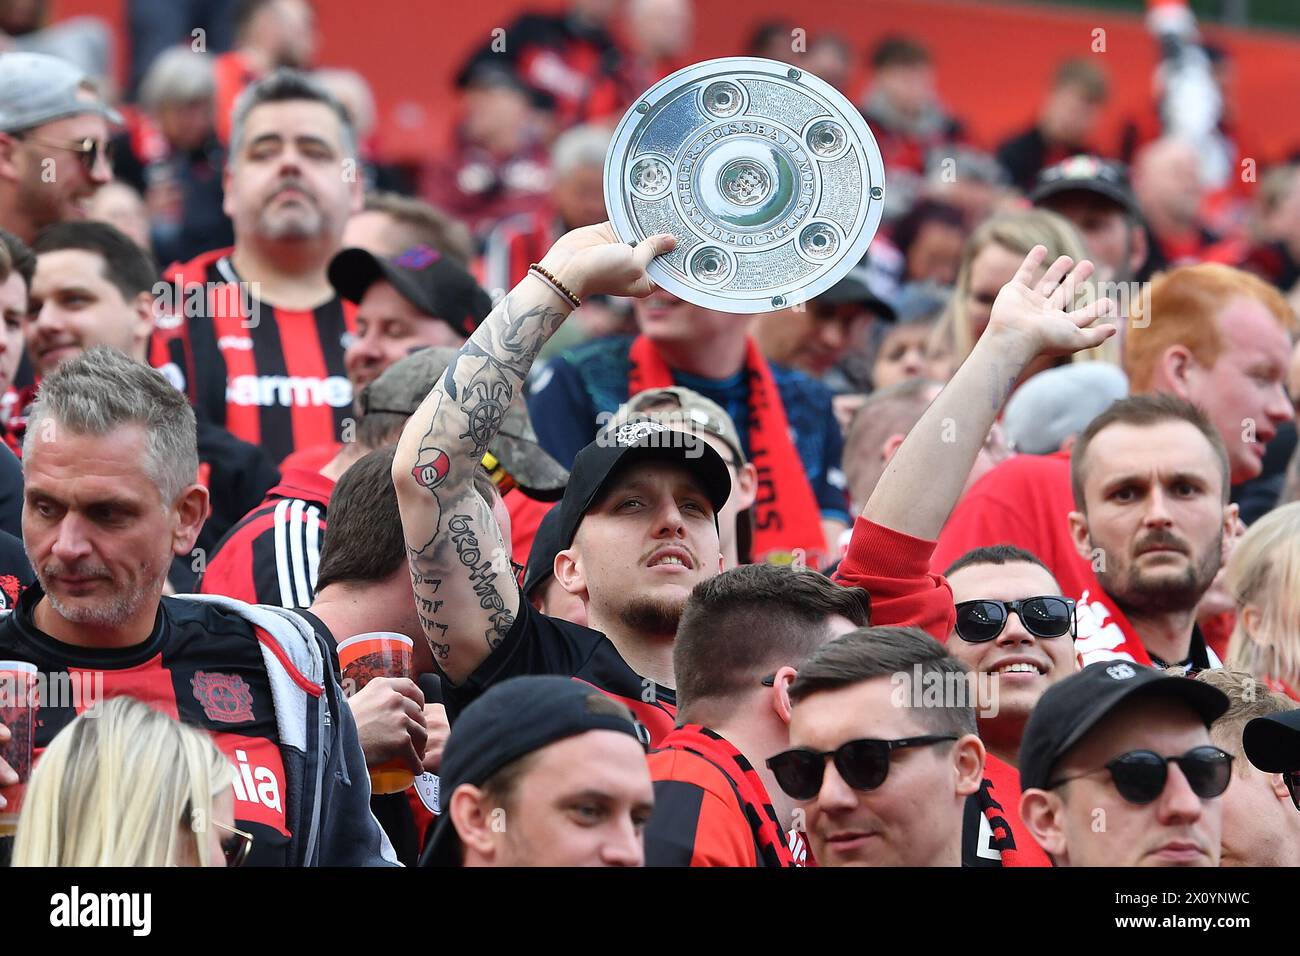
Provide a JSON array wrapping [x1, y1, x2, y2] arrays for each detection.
[[1, 0, 1300, 868]]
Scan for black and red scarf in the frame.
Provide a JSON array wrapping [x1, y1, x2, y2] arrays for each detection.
[[627, 335, 826, 566], [658, 723, 799, 867]]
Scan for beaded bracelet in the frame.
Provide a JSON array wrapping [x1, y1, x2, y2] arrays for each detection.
[[528, 263, 582, 309]]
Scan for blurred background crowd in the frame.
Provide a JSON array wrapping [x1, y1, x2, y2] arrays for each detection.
[[3, 0, 1300, 872]]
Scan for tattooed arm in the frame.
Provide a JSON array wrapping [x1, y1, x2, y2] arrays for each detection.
[[393, 224, 676, 686]]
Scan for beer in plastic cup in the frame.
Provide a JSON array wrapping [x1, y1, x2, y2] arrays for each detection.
[[337, 633, 415, 794], [0, 661, 38, 837]]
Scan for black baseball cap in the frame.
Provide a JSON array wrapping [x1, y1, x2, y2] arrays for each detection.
[[418, 675, 650, 867], [1243, 709, 1300, 773], [554, 417, 733, 554], [522, 504, 564, 599], [1030, 155, 1141, 220], [814, 274, 897, 323], [328, 244, 492, 339], [1019, 661, 1230, 792]]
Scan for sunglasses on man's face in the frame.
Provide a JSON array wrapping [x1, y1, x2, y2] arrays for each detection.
[[1048, 746, 1233, 805], [766, 735, 957, 801], [18, 133, 114, 174], [953, 596, 1076, 643], [1283, 770, 1300, 812]]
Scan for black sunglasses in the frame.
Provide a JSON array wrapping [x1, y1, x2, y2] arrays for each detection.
[[766, 735, 957, 801], [1048, 746, 1233, 805], [1284, 770, 1300, 812], [18, 133, 113, 174], [953, 596, 1076, 643]]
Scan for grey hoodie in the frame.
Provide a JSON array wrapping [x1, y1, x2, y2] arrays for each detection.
[[183, 594, 400, 866]]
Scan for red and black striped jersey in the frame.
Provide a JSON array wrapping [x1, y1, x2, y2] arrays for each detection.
[[0, 585, 294, 865], [150, 247, 358, 464], [198, 468, 333, 609], [441, 599, 678, 745], [644, 724, 799, 868]]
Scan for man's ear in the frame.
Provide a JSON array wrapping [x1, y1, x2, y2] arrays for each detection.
[[1269, 772, 1293, 803], [553, 546, 587, 599], [221, 163, 236, 219], [347, 160, 365, 214], [131, 290, 156, 360], [1127, 223, 1148, 277], [0, 132, 22, 182], [1020, 788, 1068, 860], [1155, 344, 1198, 399], [1067, 510, 1093, 562], [449, 784, 496, 862], [769, 665, 798, 726], [734, 461, 758, 511], [172, 483, 210, 557], [953, 733, 985, 797], [1222, 501, 1241, 551], [881, 433, 906, 464]]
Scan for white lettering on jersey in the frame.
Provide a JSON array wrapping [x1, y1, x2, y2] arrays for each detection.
[[229, 747, 284, 813], [227, 374, 352, 409], [217, 335, 255, 351]]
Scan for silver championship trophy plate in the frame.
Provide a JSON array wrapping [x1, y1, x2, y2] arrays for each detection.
[[605, 57, 886, 314]]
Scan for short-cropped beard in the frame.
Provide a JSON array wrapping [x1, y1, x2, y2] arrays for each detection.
[[40, 565, 167, 630], [259, 206, 325, 241], [619, 595, 684, 639], [1101, 543, 1221, 617]]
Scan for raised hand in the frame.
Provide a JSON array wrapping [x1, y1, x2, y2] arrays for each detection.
[[984, 245, 1117, 360], [538, 222, 677, 301]]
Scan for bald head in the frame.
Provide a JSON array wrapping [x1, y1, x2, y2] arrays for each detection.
[[1133, 137, 1203, 230]]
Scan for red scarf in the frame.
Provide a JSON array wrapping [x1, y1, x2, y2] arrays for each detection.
[[658, 723, 798, 867], [627, 335, 826, 565]]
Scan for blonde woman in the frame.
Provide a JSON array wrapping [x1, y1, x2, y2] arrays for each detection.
[[929, 208, 1118, 380], [1226, 502, 1300, 701], [11, 696, 250, 866]]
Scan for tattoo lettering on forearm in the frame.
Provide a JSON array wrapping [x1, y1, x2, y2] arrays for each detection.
[[447, 513, 516, 649], [419, 613, 452, 661]]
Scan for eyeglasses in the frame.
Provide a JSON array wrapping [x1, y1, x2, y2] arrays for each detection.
[[1283, 770, 1300, 812], [210, 817, 254, 867], [953, 596, 1076, 643], [766, 735, 958, 801], [17, 134, 113, 174], [1048, 746, 1233, 805]]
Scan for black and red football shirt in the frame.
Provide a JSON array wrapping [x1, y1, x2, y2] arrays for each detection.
[[440, 599, 678, 745], [198, 468, 334, 609], [645, 724, 799, 867], [0, 585, 297, 865], [150, 247, 357, 464]]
